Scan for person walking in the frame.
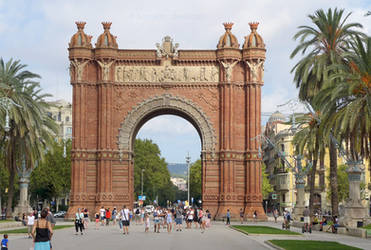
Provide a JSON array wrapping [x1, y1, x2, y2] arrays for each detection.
[[226, 209, 231, 225], [153, 208, 161, 233], [239, 208, 244, 224], [120, 206, 130, 235], [83, 209, 89, 229], [193, 208, 199, 229], [112, 207, 117, 226], [200, 209, 207, 233], [95, 213, 99, 230], [253, 210, 258, 223], [105, 208, 111, 226], [32, 209, 53, 250], [166, 209, 173, 233], [1, 234, 8, 250], [27, 212, 35, 239], [273, 208, 278, 223], [206, 210, 211, 228], [99, 206, 105, 226], [74, 208, 84, 235], [175, 206, 183, 231], [144, 213, 150, 232]]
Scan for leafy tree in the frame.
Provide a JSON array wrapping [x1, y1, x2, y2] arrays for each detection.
[[327, 164, 349, 202], [290, 8, 363, 216], [133, 139, 175, 206], [189, 159, 202, 203], [262, 163, 273, 199], [0, 58, 58, 217], [30, 139, 71, 206]]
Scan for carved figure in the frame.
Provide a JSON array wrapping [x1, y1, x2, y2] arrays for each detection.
[[97, 60, 114, 81], [220, 60, 238, 82], [246, 59, 264, 82], [70, 59, 89, 81]]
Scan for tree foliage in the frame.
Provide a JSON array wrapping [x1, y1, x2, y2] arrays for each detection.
[[30, 139, 71, 204], [133, 139, 175, 206], [262, 163, 273, 199], [189, 159, 202, 203], [327, 164, 349, 202]]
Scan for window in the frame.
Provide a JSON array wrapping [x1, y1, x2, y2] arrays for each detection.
[[66, 116, 70, 122], [67, 127, 72, 134], [58, 112, 61, 122], [47, 112, 52, 118]]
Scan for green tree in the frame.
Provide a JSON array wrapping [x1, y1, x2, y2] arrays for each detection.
[[262, 163, 273, 199], [290, 8, 363, 216], [0, 58, 58, 217], [30, 139, 71, 206], [189, 159, 202, 203], [133, 139, 175, 206], [327, 164, 349, 202]]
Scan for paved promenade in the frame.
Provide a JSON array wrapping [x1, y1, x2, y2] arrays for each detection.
[[7, 220, 371, 250]]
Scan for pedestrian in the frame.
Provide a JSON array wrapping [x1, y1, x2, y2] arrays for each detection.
[[193, 208, 199, 229], [273, 208, 278, 223], [175, 206, 183, 231], [144, 213, 150, 233], [1, 234, 8, 250], [95, 213, 99, 230], [105, 208, 111, 226], [187, 208, 194, 229], [253, 210, 258, 223], [206, 210, 211, 228], [135, 208, 140, 225], [45, 207, 56, 250], [22, 213, 27, 226], [32, 209, 53, 250], [74, 208, 84, 235], [226, 209, 231, 225], [120, 205, 130, 235], [153, 208, 161, 233], [166, 209, 173, 233], [239, 208, 244, 224], [140, 208, 145, 225], [83, 209, 89, 229], [99, 206, 105, 226], [112, 207, 117, 226], [27, 212, 35, 239]]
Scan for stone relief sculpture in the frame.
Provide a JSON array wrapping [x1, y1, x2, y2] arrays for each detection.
[[97, 60, 115, 81], [246, 59, 264, 82], [220, 60, 238, 82], [70, 59, 89, 81], [114, 65, 219, 83]]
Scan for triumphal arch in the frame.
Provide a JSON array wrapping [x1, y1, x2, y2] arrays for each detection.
[[67, 21, 266, 219]]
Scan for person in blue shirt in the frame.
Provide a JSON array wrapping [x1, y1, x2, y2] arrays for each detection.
[[226, 209, 231, 225], [1, 234, 8, 250]]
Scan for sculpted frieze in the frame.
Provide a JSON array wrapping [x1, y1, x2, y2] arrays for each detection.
[[115, 65, 219, 83]]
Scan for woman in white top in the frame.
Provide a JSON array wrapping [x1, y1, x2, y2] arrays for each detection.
[[27, 212, 35, 238], [75, 208, 84, 235]]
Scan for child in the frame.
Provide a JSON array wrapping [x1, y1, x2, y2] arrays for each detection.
[[144, 213, 150, 232], [95, 213, 100, 230], [1, 234, 8, 250]]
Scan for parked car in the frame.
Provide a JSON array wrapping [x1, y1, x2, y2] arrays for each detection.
[[54, 211, 66, 218]]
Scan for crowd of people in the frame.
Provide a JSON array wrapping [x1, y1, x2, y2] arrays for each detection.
[[75, 205, 213, 235]]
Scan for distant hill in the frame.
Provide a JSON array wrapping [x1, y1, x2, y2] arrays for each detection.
[[167, 163, 187, 178]]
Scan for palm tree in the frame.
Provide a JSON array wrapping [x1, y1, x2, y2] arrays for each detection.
[[0, 58, 57, 217], [290, 8, 364, 216], [315, 36, 371, 171]]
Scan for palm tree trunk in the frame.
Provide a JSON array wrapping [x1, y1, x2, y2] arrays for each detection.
[[329, 140, 339, 216], [309, 139, 319, 216], [6, 154, 16, 218]]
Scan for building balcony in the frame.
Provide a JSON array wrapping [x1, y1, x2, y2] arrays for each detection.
[[275, 173, 290, 191]]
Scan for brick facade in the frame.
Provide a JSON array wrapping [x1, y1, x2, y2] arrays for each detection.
[[67, 21, 267, 219]]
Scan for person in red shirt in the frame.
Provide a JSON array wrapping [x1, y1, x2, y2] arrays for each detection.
[[105, 209, 111, 226]]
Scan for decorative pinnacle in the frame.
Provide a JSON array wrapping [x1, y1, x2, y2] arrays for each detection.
[[75, 21, 86, 30], [102, 22, 112, 30], [223, 22, 234, 31], [249, 22, 259, 31]]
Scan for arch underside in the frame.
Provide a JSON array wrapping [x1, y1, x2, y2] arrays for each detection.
[[117, 94, 216, 154]]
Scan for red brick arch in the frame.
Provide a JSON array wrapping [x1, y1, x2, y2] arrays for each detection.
[[67, 21, 267, 219]]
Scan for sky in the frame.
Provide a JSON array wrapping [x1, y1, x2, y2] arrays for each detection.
[[0, 0, 370, 163]]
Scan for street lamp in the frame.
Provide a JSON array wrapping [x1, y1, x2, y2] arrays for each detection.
[[141, 168, 145, 196], [0, 97, 21, 132], [186, 152, 191, 206]]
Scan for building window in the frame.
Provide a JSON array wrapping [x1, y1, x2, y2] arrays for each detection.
[[66, 116, 70, 122], [282, 193, 286, 202], [53, 115, 56, 121], [47, 112, 52, 118], [67, 127, 72, 134], [58, 112, 61, 122]]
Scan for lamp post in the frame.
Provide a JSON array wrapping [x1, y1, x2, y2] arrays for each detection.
[[186, 152, 191, 206], [141, 169, 145, 196], [0, 97, 22, 132]]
